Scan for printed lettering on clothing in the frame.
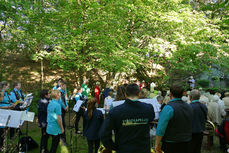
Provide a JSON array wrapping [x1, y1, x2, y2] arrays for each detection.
[[122, 118, 149, 126]]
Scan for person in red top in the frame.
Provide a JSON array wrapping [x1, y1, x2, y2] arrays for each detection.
[[94, 82, 100, 104], [140, 80, 146, 90]]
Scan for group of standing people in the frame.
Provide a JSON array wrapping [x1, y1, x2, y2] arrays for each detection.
[[2, 77, 228, 153], [38, 77, 229, 153]]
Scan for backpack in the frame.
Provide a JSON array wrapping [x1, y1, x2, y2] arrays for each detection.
[[18, 136, 38, 152]]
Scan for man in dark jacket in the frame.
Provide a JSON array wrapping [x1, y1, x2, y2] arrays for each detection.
[[190, 89, 207, 153], [155, 84, 193, 153], [38, 89, 50, 153], [100, 84, 155, 153]]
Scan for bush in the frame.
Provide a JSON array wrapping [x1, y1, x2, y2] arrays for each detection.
[[197, 79, 209, 88]]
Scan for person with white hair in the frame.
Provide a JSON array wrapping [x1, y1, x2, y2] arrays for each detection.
[[222, 92, 229, 110], [207, 95, 222, 125], [215, 92, 226, 120], [189, 89, 208, 153], [199, 93, 209, 105]]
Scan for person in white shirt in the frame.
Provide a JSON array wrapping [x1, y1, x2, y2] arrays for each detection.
[[104, 91, 114, 112]]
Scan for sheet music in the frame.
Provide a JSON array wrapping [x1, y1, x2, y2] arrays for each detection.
[[97, 108, 105, 114], [84, 108, 105, 115], [0, 109, 23, 128], [0, 114, 10, 127], [111, 98, 161, 120], [21, 111, 35, 122], [73, 100, 83, 112], [111, 100, 125, 107], [20, 96, 33, 109]]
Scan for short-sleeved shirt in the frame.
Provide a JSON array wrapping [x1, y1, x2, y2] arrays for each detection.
[[82, 83, 90, 97], [46, 99, 62, 135], [0, 92, 12, 107], [10, 88, 25, 102]]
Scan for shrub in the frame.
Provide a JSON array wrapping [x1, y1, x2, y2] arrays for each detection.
[[197, 79, 209, 88]]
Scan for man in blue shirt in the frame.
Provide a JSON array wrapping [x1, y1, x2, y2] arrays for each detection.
[[189, 89, 207, 153], [10, 82, 25, 110], [100, 84, 155, 153], [10, 82, 25, 102], [9, 82, 26, 138], [155, 84, 193, 153]]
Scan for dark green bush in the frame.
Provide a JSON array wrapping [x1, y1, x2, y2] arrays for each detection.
[[197, 79, 209, 88]]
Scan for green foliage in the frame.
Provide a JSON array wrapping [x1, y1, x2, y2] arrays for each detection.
[[0, 0, 228, 87], [197, 79, 210, 88]]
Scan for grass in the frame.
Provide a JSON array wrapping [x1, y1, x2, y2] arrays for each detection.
[[15, 112, 223, 153]]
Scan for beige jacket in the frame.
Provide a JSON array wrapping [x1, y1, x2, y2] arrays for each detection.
[[222, 96, 229, 110]]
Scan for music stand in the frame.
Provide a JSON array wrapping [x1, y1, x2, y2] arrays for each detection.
[[19, 94, 34, 153]]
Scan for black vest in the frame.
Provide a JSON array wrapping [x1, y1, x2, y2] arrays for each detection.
[[13, 89, 25, 101], [60, 90, 66, 106], [163, 100, 193, 142]]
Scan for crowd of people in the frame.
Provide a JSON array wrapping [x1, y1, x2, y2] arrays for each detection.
[[0, 78, 229, 153]]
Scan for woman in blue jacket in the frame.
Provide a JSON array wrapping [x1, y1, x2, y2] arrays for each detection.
[[83, 97, 104, 153]]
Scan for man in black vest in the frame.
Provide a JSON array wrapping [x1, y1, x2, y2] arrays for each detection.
[[189, 89, 207, 153], [10, 82, 25, 105], [155, 84, 193, 153], [100, 84, 155, 153]]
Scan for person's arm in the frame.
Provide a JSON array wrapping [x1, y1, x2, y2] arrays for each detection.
[[56, 104, 64, 133], [57, 115, 64, 133], [10, 92, 17, 103], [100, 111, 117, 150], [0, 103, 16, 110], [155, 105, 174, 152], [155, 136, 163, 153]]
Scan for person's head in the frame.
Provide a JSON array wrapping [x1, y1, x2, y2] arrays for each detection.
[[108, 91, 113, 97], [126, 84, 140, 99], [96, 82, 100, 86], [1, 81, 9, 91], [157, 91, 162, 96], [84, 79, 88, 84], [77, 86, 83, 94], [115, 85, 126, 101], [57, 78, 63, 84], [157, 96, 164, 104], [87, 97, 97, 119], [13, 82, 21, 90], [169, 84, 184, 99], [189, 89, 201, 101], [213, 95, 219, 103], [51, 90, 61, 100], [225, 92, 229, 97], [40, 89, 50, 99], [60, 81, 66, 89], [215, 92, 221, 98], [139, 88, 148, 99]]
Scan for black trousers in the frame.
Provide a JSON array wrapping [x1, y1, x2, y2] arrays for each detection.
[[49, 134, 60, 153], [87, 139, 100, 153], [0, 128, 4, 149], [75, 108, 84, 132], [162, 141, 191, 153], [40, 127, 49, 153], [190, 133, 203, 153], [60, 110, 66, 143]]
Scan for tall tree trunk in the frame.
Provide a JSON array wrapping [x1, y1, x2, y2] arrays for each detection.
[[41, 59, 44, 89]]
